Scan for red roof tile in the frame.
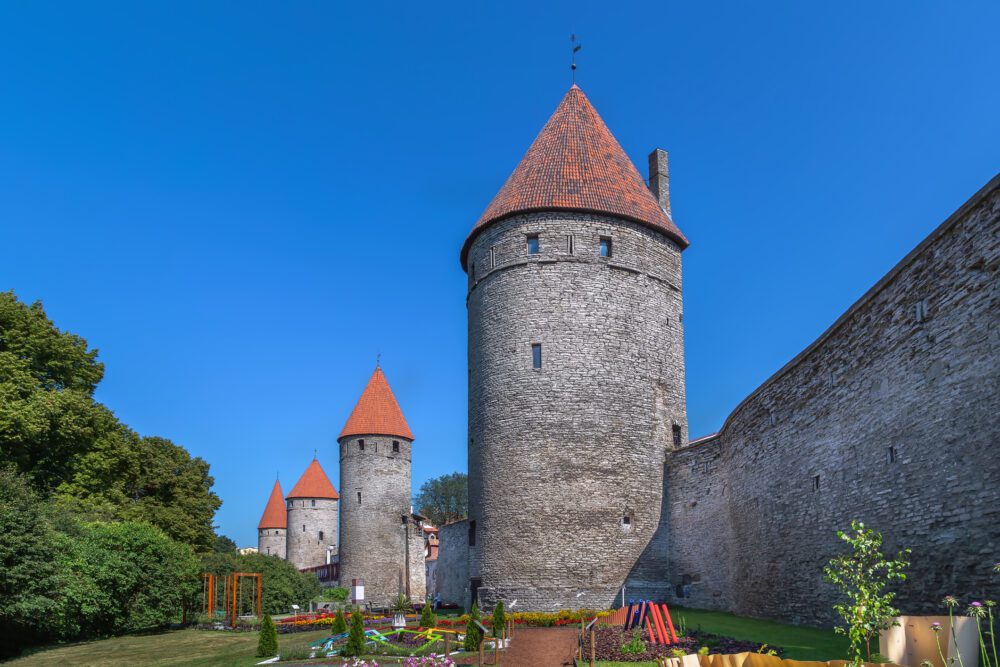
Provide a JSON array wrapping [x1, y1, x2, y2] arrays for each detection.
[[461, 85, 687, 267], [338, 367, 414, 441], [287, 459, 339, 500], [258, 479, 287, 529]]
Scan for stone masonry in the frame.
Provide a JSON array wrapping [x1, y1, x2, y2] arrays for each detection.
[[258, 527, 286, 558], [285, 496, 339, 571]]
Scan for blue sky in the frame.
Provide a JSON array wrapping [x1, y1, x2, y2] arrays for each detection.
[[2, 2, 997, 547]]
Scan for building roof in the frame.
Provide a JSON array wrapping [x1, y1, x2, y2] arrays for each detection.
[[338, 367, 414, 441], [461, 84, 688, 267], [286, 459, 339, 500], [257, 480, 287, 529]]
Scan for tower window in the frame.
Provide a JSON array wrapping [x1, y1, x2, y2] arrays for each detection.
[[813, 475, 820, 492], [490, 246, 497, 268], [319, 530, 324, 541], [888, 446, 897, 463], [287, 500, 292, 509], [302, 524, 306, 532], [468, 520, 476, 546], [527, 235, 539, 255], [311, 499, 316, 507], [566, 235, 574, 254], [599, 237, 612, 257], [392, 440, 400, 453], [622, 514, 633, 531], [672, 424, 682, 447], [531, 343, 542, 369], [471, 262, 476, 281], [359, 439, 365, 451], [357, 492, 362, 505]]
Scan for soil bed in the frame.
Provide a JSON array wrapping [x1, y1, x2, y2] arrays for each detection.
[[585, 626, 784, 663]]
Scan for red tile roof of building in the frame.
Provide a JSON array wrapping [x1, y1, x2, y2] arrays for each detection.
[[286, 459, 339, 500], [461, 84, 688, 266], [258, 479, 287, 529], [338, 367, 414, 441]]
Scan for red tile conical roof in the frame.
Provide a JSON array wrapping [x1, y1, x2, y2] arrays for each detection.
[[286, 459, 339, 500], [258, 479, 287, 529], [338, 367, 414, 441], [461, 85, 687, 266]]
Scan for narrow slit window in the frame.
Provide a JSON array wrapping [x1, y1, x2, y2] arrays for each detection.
[[468, 520, 477, 546], [302, 524, 306, 532], [311, 499, 316, 507], [567, 235, 574, 254], [392, 440, 400, 453], [319, 530, 324, 541], [813, 475, 820, 491], [490, 246, 497, 268], [527, 235, 540, 255], [888, 446, 897, 463], [357, 491, 362, 505], [359, 439, 365, 451], [599, 237, 612, 257], [672, 424, 682, 447], [531, 343, 542, 369]]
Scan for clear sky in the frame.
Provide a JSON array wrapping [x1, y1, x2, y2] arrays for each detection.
[[2, 2, 997, 547]]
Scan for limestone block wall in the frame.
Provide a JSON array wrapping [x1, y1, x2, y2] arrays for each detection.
[[286, 498, 339, 570], [339, 434, 416, 606], [435, 520, 470, 609], [408, 522, 427, 603], [466, 211, 687, 611], [667, 175, 1000, 625], [258, 527, 287, 559]]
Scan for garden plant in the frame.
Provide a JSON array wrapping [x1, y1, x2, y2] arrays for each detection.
[[256, 613, 278, 657], [343, 610, 367, 657], [421, 601, 436, 628], [464, 602, 482, 651]]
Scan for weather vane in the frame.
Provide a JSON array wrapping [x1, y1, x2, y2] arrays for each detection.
[[570, 34, 582, 83], [376, 352, 381, 369]]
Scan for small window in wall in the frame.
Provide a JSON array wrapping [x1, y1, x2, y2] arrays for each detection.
[[888, 446, 898, 463], [566, 235, 574, 254], [359, 439, 365, 451], [672, 424, 682, 447], [319, 530, 324, 541], [812, 475, 820, 492], [357, 491, 362, 505], [468, 520, 477, 546], [531, 343, 542, 369], [311, 499, 316, 507], [599, 237, 612, 257], [527, 234, 539, 255], [302, 524, 306, 532], [490, 246, 497, 268], [621, 513, 634, 532], [274, 530, 279, 535], [471, 262, 476, 281], [287, 500, 293, 509], [392, 440, 400, 453], [913, 299, 929, 323], [267, 546, 270, 554]]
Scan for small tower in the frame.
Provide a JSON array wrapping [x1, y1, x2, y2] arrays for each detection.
[[338, 366, 425, 605], [285, 459, 339, 570], [257, 479, 287, 558]]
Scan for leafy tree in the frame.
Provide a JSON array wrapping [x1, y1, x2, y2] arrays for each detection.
[[0, 465, 61, 658], [823, 520, 910, 667], [413, 472, 468, 526], [213, 534, 239, 553], [421, 601, 436, 628], [201, 552, 321, 615], [54, 520, 200, 638], [331, 609, 348, 634], [464, 602, 482, 651], [257, 614, 279, 657], [492, 600, 506, 638], [328, 586, 349, 601], [343, 610, 367, 657]]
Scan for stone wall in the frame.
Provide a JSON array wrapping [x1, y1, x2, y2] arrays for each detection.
[[466, 211, 687, 610], [667, 175, 1000, 625], [258, 527, 287, 559], [436, 520, 470, 610], [339, 434, 422, 606], [286, 498, 338, 570]]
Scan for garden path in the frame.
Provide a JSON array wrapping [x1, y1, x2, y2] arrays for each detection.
[[494, 626, 579, 667]]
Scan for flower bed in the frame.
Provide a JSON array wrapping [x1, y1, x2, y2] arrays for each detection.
[[584, 626, 782, 663], [437, 609, 611, 628]]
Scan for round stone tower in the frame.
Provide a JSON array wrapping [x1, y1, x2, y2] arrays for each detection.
[[338, 366, 424, 605], [285, 459, 339, 570], [462, 84, 689, 610], [257, 479, 287, 558]]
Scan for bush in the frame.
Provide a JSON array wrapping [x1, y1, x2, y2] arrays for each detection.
[[464, 602, 482, 651], [329, 586, 349, 601], [200, 551, 320, 615], [491, 600, 506, 638], [332, 609, 348, 634], [391, 593, 411, 613], [257, 614, 278, 657], [343, 610, 367, 657], [621, 629, 646, 654], [421, 601, 436, 628]]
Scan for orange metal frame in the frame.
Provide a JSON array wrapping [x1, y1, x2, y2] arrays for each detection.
[[200, 571, 262, 626]]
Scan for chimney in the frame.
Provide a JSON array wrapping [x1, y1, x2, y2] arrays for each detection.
[[648, 148, 671, 216]]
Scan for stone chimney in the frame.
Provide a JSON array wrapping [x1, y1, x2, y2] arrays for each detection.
[[648, 148, 671, 216]]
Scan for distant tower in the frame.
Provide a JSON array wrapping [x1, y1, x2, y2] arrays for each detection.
[[285, 459, 339, 570], [462, 85, 689, 610], [257, 479, 287, 558], [338, 367, 425, 605]]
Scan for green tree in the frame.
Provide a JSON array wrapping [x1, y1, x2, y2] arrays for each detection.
[[413, 472, 467, 526], [464, 602, 483, 651], [257, 614, 279, 657], [0, 465, 61, 658], [213, 534, 239, 553], [201, 552, 321, 615], [421, 601, 436, 628], [343, 610, 367, 657], [331, 609, 348, 634], [492, 600, 506, 638], [823, 520, 910, 667]]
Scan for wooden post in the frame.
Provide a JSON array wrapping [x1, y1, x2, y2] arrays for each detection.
[[494, 634, 499, 665], [590, 627, 595, 667], [256, 574, 262, 617], [478, 637, 484, 666]]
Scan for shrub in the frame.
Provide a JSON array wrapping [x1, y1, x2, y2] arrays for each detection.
[[332, 609, 348, 634], [256, 614, 278, 657], [329, 586, 350, 601], [391, 593, 411, 614], [343, 610, 367, 657], [464, 603, 482, 651], [420, 601, 436, 628], [491, 601, 506, 638]]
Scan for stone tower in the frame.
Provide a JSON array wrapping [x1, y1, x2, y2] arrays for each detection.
[[462, 85, 689, 610], [285, 459, 339, 570], [338, 367, 425, 605], [257, 479, 287, 558]]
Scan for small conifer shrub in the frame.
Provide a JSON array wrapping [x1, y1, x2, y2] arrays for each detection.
[[492, 601, 506, 638], [420, 601, 436, 628], [342, 610, 367, 657], [256, 614, 278, 657], [464, 602, 482, 651], [331, 609, 348, 634]]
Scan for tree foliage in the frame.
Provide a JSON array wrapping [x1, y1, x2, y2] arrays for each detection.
[[421, 601, 436, 629], [464, 602, 483, 651], [331, 609, 348, 634], [200, 552, 321, 615], [257, 614, 279, 657], [413, 472, 467, 526], [823, 520, 910, 667], [343, 610, 367, 657], [492, 600, 506, 638]]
